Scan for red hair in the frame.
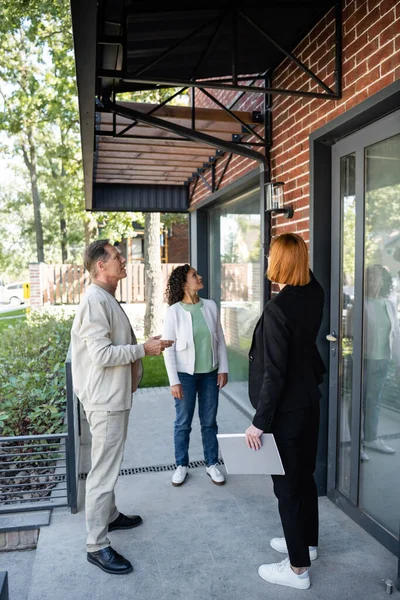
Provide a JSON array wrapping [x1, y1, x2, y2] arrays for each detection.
[[267, 233, 310, 286]]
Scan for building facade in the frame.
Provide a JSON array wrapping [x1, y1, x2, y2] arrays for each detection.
[[188, 0, 400, 564], [71, 0, 400, 584]]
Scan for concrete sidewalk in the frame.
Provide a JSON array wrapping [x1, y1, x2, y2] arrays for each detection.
[[2, 387, 399, 600]]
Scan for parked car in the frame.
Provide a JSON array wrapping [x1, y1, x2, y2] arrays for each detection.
[[0, 282, 28, 305]]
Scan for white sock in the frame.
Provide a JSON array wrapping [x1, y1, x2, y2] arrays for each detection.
[[297, 570, 309, 579]]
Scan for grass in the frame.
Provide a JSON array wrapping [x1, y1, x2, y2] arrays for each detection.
[[140, 355, 169, 387], [0, 307, 27, 333], [139, 345, 250, 389]]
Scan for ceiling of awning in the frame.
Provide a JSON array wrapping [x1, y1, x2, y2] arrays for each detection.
[[95, 102, 260, 186], [71, 0, 339, 211]]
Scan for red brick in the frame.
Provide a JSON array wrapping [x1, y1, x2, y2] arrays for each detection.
[[355, 37, 380, 65], [317, 46, 336, 72], [6, 532, 20, 548], [368, 71, 395, 96], [311, 15, 329, 42], [295, 150, 309, 166], [345, 31, 368, 58], [316, 21, 335, 50], [379, 19, 400, 45], [343, 27, 357, 49], [380, 53, 399, 75], [355, 66, 380, 92], [380, 0, 398, 14], [296, 174, 309, 188], [343, 1, 356, 25], [368, 40, 395, 70], [345, 88, 369, 110], [356, 6, 380, 37], [368, 9, 395, 42], [344, 65, 360, 88]]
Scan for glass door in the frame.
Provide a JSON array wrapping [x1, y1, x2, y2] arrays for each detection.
[[329, 110, 400, 557]]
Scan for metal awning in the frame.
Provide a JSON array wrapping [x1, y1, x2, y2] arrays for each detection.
[[95, 102, 262, 186], [71, 0, 340, 211]]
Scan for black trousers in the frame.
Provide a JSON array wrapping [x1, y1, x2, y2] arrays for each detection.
[[271, 402, 320, 568]]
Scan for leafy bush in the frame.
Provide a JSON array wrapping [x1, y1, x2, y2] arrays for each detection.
[[0, 310, 74, 436]]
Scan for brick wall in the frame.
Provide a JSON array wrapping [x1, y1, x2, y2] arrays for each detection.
[[167, 222, 189, 263], [29, 263, 44, 308], [0, 529, 39, 551], [191, 0, 400, 243]]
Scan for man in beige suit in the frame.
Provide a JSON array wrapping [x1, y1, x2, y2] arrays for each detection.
[[71, 239, 172, 575]]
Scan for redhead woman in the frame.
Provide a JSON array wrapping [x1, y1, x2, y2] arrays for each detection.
[[163, 265, 229, 487], [245, 233, 326, 591]]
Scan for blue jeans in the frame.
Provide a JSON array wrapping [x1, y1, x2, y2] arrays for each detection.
[[175, 370, 219, 467], [363, 359, 389, 442]]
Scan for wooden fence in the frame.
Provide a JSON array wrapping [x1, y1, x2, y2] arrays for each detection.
[[40, 263, 182, 305]]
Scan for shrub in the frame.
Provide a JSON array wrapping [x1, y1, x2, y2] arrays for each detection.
[[0, 310, 74, 436]]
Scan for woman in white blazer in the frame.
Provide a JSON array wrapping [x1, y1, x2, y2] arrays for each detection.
[[163, 264, 228, 487], [362, 264, 400, 458]]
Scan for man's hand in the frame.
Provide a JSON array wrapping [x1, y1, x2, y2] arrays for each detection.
[[171, 384, 183, 400], [144, 335, 174, 356], [217, 373, 228, 389], [245, 424, 263, 450]]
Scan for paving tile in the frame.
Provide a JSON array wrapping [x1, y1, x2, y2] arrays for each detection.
[[5, 387, 397, 600]]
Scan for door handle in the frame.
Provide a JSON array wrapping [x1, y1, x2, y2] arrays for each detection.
[[326, 332, 337, 342]]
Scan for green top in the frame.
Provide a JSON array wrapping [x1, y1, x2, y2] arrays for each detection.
[[180, 299, 214, 373]]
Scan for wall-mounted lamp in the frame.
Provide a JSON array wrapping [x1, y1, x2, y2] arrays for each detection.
[[265, 182, 294, 219]]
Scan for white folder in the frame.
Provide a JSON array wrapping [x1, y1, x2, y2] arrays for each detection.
[[217, 433, 285, 475]]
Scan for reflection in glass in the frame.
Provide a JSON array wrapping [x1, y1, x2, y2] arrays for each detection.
[[359, 134, 400, 537], [209, 195, 261, 408], [337, 153, 356, 498]]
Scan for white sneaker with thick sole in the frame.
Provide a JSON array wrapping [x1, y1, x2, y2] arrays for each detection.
[[364, 439, 395, 454], [270, 537, 318, 561], [258, 558, 310, 590], [172, 466, 188, 486], [360, 447, 370, 461], [206, 464, 225, 485]]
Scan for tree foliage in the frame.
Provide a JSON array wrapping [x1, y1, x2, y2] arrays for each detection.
[[0, 1, 189, 282]]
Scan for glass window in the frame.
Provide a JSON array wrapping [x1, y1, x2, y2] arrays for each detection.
[[359, 133, 400, 536], [337, 153, 356, 498], [209, 193, 261, 409]]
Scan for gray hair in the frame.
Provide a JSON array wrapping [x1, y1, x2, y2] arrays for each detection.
[[84, 239, 110, 277]]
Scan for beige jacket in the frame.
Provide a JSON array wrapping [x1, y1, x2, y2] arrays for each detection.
[[71, 284, 144, 411]]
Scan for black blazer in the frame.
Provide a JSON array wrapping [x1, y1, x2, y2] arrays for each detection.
[[248, 272, 326, 432]]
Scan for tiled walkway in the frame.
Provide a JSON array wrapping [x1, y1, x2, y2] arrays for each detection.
[[2, 388, 398, 600]]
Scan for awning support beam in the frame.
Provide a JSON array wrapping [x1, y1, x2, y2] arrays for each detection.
[[102, 100, 266, 164], [98, 70, 340, 99]]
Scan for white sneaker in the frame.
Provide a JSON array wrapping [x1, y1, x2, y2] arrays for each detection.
[[364, 439, 395, 454], [270, 537, 318, 561], [172, 466, 188, 486], [258, 558, 310, 590], [360, 447, 370, 461], [206, 464, 225, 485]]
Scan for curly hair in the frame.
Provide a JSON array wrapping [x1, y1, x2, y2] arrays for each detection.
[[165, 264, 191, 305], [366, 264, 393, 298]]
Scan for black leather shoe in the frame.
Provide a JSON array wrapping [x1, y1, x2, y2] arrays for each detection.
[[87, 546, 133, 574], [108, 513, 143, 532]]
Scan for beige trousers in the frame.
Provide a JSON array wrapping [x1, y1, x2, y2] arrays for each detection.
[[85, 408, 130, 552]]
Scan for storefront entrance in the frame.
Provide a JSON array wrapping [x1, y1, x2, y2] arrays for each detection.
[[328, 110, 400, 556]]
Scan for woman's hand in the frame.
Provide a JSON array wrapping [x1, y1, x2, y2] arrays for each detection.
[[245, 424, 263, 450], [171, 384, 183, 400], [217, 373, 228, 389]]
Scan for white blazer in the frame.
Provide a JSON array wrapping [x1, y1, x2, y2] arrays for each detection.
[[162, 298, 229, 386]]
